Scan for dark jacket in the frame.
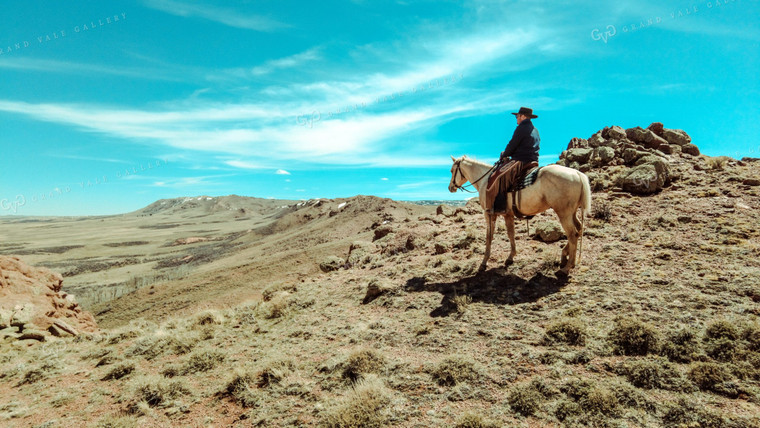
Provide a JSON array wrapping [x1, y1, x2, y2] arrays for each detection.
[[501, 119, 540, 163]]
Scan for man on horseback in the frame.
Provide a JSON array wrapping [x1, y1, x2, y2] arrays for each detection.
[[487, 107, 541, 213]]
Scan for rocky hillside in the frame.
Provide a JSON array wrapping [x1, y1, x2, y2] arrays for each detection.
[[0, 256, 98, 343], [1, 135, 759, 427]]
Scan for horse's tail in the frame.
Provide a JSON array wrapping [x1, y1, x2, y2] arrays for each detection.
[[577, 172, 591, 265]]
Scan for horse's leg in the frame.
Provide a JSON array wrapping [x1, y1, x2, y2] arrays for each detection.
[[504, 214, 516, 266], [557, 209, 580, 274], [480, 212, 495, 272]]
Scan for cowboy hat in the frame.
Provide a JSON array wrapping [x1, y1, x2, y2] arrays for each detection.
[[511, 107, 537, 118]]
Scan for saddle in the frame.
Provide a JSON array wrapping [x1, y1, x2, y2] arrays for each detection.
[[486, 161, 540, 218]]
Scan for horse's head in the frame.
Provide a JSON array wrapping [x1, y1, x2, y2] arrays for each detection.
[[449, 155, 468, 192]]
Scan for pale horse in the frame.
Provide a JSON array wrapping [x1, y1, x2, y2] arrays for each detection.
[[448, 156, 591, 275]]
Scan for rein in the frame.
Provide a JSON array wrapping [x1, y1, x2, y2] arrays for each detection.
[[453, 160, 497, 193]]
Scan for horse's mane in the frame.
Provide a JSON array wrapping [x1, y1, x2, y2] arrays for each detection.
[[460, 155, 492, 168]]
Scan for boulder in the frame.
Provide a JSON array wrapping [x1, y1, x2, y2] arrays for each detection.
[[647, 122, 665, 137], [602, 138, 622, 150], [588, 132, 606, 148], [644, 133, 669, 150], [363, 279, 393, 304], [620, 163, 667, 194], [658, 144, 673, 154], [682, 143, 700, 156], [635, 155, 670, 183], [564, 148, 593, 164], [608, 126, 627, 140], [592, 146, 616, 165], [533, 222, 564, 242], [662, 128, 691, 146], [623, 148, 647, 165], [567, 137, 588, 149], [373, 225, 394, 241], [319, 256, 344, 272], [626, 127, 649, 144]]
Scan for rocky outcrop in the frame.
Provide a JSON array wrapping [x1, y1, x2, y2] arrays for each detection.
[[0, 256, 98, 342], [532, 222, 564, 242], [558, 123, 700, 195]]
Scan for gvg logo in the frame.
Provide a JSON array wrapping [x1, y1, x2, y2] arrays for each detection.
[[591, 25, 617, 43]]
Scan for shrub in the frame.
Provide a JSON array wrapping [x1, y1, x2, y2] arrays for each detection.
[[262, 283, 298, 302], [430, 356, 479, 386], [125, 336, 176, 360], [342, 349, 385, 382], [554, 399, 581, 422], [321, 375, 393, 428], [706, 338, 739, 362], [661, 397, 727, 428], [102, 362, 136, 381], [705, 320, 740, 341], [560, 379, 620, 417], [256, 359, 295, 388], [131, 377, 190, 408], [660, 328, 701, 363], [105, 329, 140, 345], [742, 323, 760, 351], [688, 362, 732, 392], [223, 371, 259, 408], [17, 361, 60, 386], [544, 319, 587, 346], [706, 157, 728, 171], [193, 311, 223, 327], [258, 292, 291, 319], [607, 317, 659, 355], [507, 384, 543, 416], [592, 200, 612, 222], [181, 349, 226, 374], [507, 377, 556, 417], [453, 412, 499, 428], [622, 358, 688, 391]]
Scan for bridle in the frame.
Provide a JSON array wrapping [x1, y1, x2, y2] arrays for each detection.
[[451, 159, 498, 193]]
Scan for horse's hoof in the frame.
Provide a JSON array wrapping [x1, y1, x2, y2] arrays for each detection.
[[556, 269, 569, 278], [504, 259, 514, 266], [478, 264, 487, 272]]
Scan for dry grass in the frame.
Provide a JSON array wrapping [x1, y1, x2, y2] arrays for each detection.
[[342, 349, 385, 382], [320, 375, 394, 428], [222, 370, 260, 408], [429, 355, 480, 387], [129, 375, 191, 410], [102, 361, 136, 381]]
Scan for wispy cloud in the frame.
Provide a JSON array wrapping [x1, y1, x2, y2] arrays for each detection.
[[144, 0, 289, 32], [251, 48, 322, 76], [275, 169, 291, 175], [0, 57, 198, 82]]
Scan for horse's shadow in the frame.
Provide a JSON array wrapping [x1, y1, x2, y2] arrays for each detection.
[[404, 268, 568, 317]]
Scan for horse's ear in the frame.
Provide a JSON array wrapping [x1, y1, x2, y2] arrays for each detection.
[[451, 155, 456, 162]]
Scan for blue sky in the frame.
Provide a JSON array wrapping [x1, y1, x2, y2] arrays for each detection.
[[1, 0, 758, 215]]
